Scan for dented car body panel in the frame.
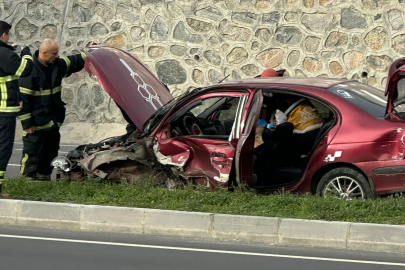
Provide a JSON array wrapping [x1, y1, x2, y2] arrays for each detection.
[[54, 48, 405, 196]]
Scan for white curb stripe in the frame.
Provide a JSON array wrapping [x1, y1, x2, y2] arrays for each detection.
[[0, 234, 404, 266]]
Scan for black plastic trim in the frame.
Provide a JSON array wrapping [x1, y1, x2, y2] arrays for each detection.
[[374, 166, 405, 175]]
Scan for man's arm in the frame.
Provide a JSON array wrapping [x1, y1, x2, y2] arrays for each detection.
[[1, 47, 33, 78], [60, 52, 86, 78], [61, 41, 100, 78]]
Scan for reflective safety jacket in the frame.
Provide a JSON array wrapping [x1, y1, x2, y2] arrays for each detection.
[[285, 98, 324, 134], [19, 50, 86, 131], [0, 40, 33, 117]]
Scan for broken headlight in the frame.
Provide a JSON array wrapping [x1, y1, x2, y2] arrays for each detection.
[[51, 156, 72, 172]]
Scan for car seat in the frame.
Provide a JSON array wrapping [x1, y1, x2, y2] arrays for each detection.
[[254, 122, 303, 186]]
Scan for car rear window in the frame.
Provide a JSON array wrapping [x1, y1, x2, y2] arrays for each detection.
[[328, 82, 387, 118]]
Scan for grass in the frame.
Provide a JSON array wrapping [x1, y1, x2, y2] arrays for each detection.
[[3, 177, 405, 225]]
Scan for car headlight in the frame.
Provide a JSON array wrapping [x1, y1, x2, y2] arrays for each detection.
[[51, 156, 72, 172]]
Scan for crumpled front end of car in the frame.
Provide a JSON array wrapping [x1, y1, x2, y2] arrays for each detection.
[[52, 131, 166, 184]]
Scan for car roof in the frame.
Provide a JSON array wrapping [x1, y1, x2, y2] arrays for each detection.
[[220, 77, 351, 89]]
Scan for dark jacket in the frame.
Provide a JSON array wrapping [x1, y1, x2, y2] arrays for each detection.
[[19, 51, 86, 131], [0, 40, 33, 117]]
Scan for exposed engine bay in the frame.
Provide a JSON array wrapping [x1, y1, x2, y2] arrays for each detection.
[[53, 130, 168, 184]]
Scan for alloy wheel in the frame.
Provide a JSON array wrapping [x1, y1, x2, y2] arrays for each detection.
[[322, 176, 365, 200]]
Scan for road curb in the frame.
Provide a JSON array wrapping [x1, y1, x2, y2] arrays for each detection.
[[0, 199, 404, 253]]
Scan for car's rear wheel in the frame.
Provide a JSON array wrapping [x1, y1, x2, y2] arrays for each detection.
[[316, 167, 374, 200]]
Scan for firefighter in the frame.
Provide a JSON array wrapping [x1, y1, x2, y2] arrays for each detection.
[[0, 21, 33, 196], [19, 38, 99, 180]]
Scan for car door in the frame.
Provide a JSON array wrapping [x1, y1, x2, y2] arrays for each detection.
[[153, 91, 250, 189], [233, 90, 263, 187]]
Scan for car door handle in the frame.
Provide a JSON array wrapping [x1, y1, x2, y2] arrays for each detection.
[[212, 152, 226, 158], [211, 152, 226, 162]]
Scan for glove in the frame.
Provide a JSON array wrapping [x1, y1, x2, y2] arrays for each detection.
[[257, 119, 267, 127], [267, 122, 275, 129], [20, 46, 31, 57]]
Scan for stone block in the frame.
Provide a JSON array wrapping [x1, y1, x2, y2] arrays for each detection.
[[348, 223, 405, 253], [81, 205, 145, 233], [144, 209, 212, 238], [18, 201, 80, 229], [0, 200, 20, 225], [213, 214, 279, 243], [280, 218, 349, 248]]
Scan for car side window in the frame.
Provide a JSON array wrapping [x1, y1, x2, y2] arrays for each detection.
[[169, 95, 242, 138], [190, 97, 222, 117], [217, 98, 240, 121]]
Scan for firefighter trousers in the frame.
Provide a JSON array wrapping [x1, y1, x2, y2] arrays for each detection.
[[0, 117, 16, 181], [20, 128, 60, 177]]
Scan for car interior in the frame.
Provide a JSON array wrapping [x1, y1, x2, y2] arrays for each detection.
[[168, 96, 240, 140], [165, 91, 336, 189], [252, 91, 336, 188]]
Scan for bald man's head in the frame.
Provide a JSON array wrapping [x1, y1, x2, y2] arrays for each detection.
[[39, 38, 57, 51], [38, 38, 59, 66]]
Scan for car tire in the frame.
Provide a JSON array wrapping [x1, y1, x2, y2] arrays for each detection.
[[316, 167, 374, 200]]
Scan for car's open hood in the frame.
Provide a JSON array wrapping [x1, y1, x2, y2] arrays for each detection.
[[82, 46, 173, 129], [385, 57, 405, 118]]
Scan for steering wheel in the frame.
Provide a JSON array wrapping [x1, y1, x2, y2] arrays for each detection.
[[183, 114, 204, 135]]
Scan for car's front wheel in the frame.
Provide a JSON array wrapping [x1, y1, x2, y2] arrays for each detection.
[[316, 167, 374, 200]]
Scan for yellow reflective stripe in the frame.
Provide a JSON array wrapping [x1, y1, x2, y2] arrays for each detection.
[[20, 113, 31, 121], [81, 52, 86, 61], [0, 171, 5, 177], [0, 83, 5, 107], [53, 86, 61, 94], [22, 55, 33, 60], [20, 87, 34, 95], [62, 57, 71, 77], [57, 122, 62, 127], [0, 106, 21, 112], [19, 86, 61, 96], [15, 58, 27, 77], [0, 75, 18, 83], [3, 83, 7, 108], [33, 120, 54, 131], [20, 154, 28, 175], [35, 89, 52, 96]]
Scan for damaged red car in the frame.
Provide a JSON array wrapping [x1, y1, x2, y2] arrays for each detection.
[[52, 47, 405, 200]]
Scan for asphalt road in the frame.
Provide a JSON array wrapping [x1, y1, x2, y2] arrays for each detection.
[[5, 141, 78, 180], [0, 225, 404, 270]]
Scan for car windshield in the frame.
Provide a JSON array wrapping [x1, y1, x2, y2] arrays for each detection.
[[137, 88, 199, 138], [138, 98, 176, 138], [328, 82, 387, 118]]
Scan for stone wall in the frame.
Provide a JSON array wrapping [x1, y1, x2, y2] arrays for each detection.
[[1, 0, 404, 124]]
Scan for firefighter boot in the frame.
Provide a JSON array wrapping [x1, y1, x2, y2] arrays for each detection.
[[36, 173, 51, 181]]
